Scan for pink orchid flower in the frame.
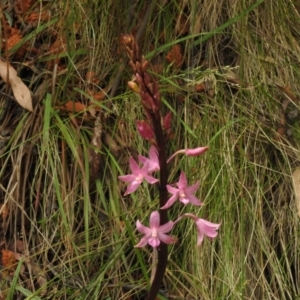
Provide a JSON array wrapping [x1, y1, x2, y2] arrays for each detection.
[[138, 146, 160, 173], [195, 218, 221, 246], [161, 171, 202, 209], [135, 211, 177, 248], [118, 157, 158, 195]]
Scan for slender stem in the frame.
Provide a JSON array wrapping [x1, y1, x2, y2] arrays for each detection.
[[150, 248, 158, 284], [146, 111, 169, 300]]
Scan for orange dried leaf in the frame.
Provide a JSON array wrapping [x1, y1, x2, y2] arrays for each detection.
[[90, 91, 106, 101], [0, 249, 17, 269], [165, 45, 183, 68], [195, 83, 206, 92], [25, 11, 51, 26], [16, 0, 36, 13], [87, 89, 107, 101], [6, 28, 22, 50], [64, 101, 86, 113]]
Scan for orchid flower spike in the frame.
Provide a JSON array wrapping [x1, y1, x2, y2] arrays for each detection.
[[138, 146, 160, 173], [195, 218, 221, 246], [167, 146, 209, 163], [118, 157, 158, 195], [135, 211, 177, 248], [161, 171, 202, 209]]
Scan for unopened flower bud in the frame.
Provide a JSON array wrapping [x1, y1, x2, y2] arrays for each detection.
[[163, 111, 172, 132], [185, 147, 209, 156], [135, 73, 145, 90], [122, 34, 133, 47], [136, 120, 154, 140], [140, 91, 158, 112], [142, 59, 149, 70], [152, 80, 161, 107], [128, 81, 140, 93], [167, 146, 209, 163]]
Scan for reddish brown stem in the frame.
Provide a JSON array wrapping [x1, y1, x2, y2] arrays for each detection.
[[146, 111, 169, 300], [122, 33, 170, 300]]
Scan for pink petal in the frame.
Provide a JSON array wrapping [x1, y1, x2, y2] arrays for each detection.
[[148, 237, 160, 248], [158, 221, 174, 233], [149, 146, 159, 161], [160, 193, 178, 209], [118, 174, 136, 183], [129, 157, 140, 174], [144, 174, 159, 184], [197, 219, 221, 234], [138, 155, 148, 165], [185, 146, 209, 156], [186, 194, 202, 206], [140, 161, 151, 175], [185, 181, 200, 194], [197, 230, 204, 246], [177, 172, 188, 189], [138, 151, 159, 173], [158, 232, 177, 245], [179, 195, 189, 205], [148, 146, 160, 172], [135, 235, 151, 248], [149, 211, 160, 228], [136, 220, 152, 235], [124, 181, 141, 195], [166, 185, 179, 195]]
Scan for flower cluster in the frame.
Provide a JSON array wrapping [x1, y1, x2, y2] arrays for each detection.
[[119, 145, 220, 248]]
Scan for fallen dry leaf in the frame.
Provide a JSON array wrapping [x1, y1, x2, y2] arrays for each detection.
[[0, 60, 33, 111], [0, 249, 17, 270], [64, 101, 86, 113], [292, 167, 300, 216], [166, 45, 184, 68], [16, 0, 36, 14]]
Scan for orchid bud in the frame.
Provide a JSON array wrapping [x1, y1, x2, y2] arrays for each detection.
[[140, 91, 158, 112], [128, 81, 140, 93], [142, 59, 148, 70], [136, 61, 143, 73], [185, 147, 209, 156], [143, 72, 152, 88], [135, 73, 145, 90], [122, 34, 133, 47], [136, 120, 154, 140], [163, 111, 172, 132], [152, 80, 161, 107]]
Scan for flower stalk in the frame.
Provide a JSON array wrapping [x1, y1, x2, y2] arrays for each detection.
[[120, 34, 220, 300]]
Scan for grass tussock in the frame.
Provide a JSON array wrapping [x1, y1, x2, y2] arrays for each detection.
[[0, 0, 300, 299]]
